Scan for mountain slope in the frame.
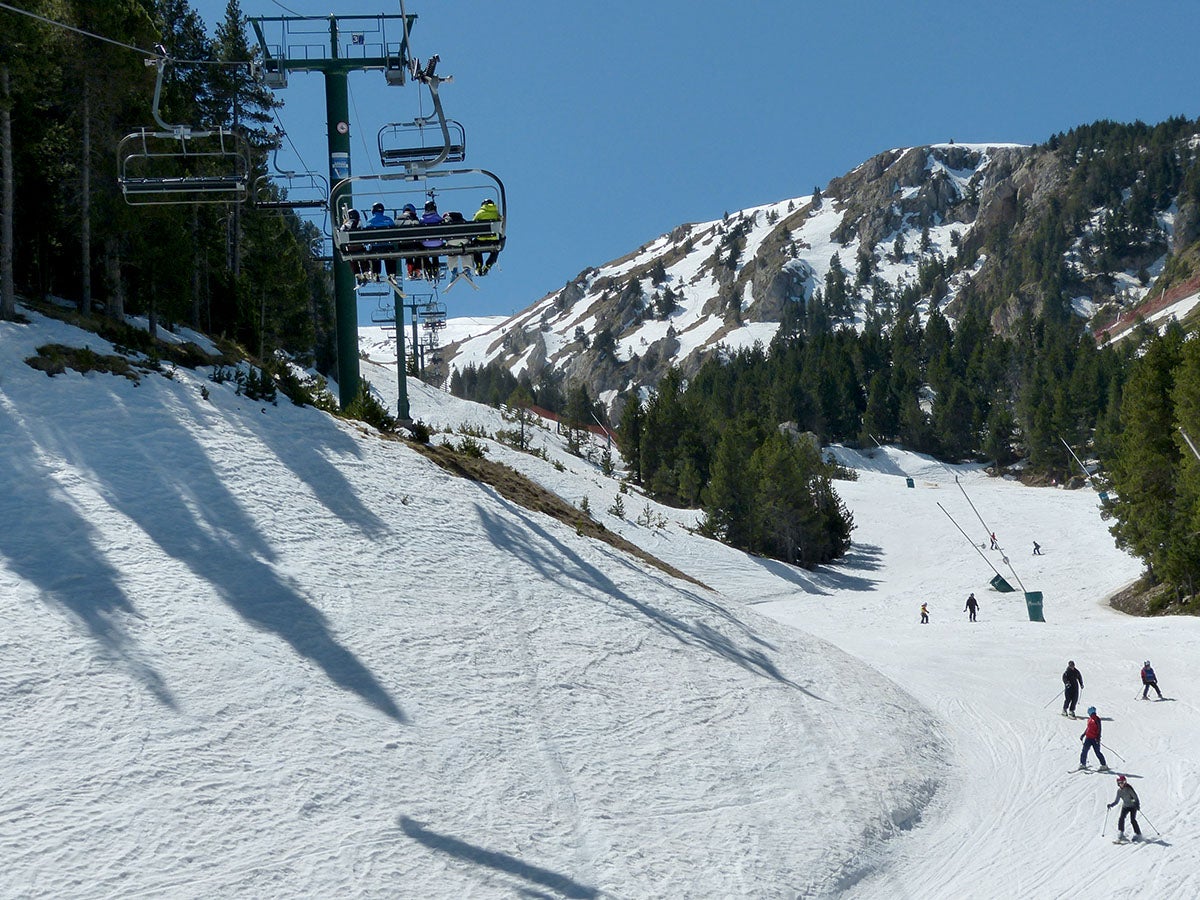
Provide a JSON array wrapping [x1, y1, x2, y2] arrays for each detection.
[[445, 125, 1200, 415], [1, 306, 938, 897]]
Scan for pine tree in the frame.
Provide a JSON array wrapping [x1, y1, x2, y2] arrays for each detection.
[[702, 419, 759, 549], [618, 395, 645, 484], [1108, 327, 1184, 580]]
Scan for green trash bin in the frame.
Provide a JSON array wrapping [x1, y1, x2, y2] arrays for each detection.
[[1025, 591, 1045, 622], [989, 573, 1015, 593], [905, 477, 914, 488]]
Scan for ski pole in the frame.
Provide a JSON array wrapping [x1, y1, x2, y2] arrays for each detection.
[[1101, 805, 1110, 836], [1043, 690, 1065, 709], [1138, 811, 1161, 836], [1100, 742, 1125, 762]]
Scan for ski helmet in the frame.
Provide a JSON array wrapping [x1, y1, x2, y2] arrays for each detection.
[[1087, 706, 1096, 715], [1144, 660, 1150, 667], [1116, 775, 1126, 783]]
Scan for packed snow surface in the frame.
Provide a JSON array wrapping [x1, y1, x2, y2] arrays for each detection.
[[2, 307, 1198, 899]]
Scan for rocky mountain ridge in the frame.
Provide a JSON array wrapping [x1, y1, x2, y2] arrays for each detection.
[[445, 127, 1200, 415]]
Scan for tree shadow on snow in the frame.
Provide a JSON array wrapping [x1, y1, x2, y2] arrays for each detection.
[[476, 500, 822, 698], [398, 815, 599, 899], [8, 382, 405, 722], [741, 542, 883, 596], [249, 402, 391, 538], [0, 404, 176, 708]]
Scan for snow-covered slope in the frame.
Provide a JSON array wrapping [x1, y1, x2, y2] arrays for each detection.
[[3, 306, 1199, 898]]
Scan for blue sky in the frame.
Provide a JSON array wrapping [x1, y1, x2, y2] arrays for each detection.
[[187, 0, 1200, 321]]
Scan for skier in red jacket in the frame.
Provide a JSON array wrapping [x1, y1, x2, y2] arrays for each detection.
[[1079, 706, 1108, 770]]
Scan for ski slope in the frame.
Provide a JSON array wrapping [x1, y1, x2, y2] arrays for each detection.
[[1, 306, 1197, 898]]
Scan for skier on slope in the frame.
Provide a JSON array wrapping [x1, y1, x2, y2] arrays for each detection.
[[1107, 775, 1142, 841], [1140, 660, 1164, 700], [964, 593, 979, 622], [1062, 660, 1084, 718], [920, 602, 929, 624], [1079, 706, 1109, 770]]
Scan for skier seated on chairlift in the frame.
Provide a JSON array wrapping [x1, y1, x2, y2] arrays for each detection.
[[398, 203, 424, 280], [419, 200, 444, 281], [471, 198, 501, 275], [441, 209, 473, 279], [366, 202, 399, 284], [339, 208, 369, 285]]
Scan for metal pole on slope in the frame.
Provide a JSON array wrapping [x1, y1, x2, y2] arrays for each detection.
[[937, 502, 1006, 578], [955, 475, 993, 541], [956, 476, 1028, 594], [1059, 436, 1097, 488]]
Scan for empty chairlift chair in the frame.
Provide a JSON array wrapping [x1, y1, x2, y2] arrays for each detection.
[[117, 57, 251, 206]]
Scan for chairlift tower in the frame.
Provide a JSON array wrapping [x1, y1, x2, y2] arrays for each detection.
[[249, 13, 415, 412]]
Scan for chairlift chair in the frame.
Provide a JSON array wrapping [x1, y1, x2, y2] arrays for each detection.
[[310, 235, 333, 263], [369, 297, 398, 326], [253, 132, 331, 212], [331, 168, 506, 272], [117, 58, 251, 206], [376, 54, 464, 173], [118, 127, 251, 206], [378, 119, 466, 169], [419, 300, 447, 328]]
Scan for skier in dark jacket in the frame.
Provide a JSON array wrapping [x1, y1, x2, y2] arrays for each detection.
[[1140, 661, 1163, 700], [365, 202, 399, 282], [1079, 706, 1108, 770], [1107, 775, 1141, 840], [964, 593, 979, 622], [1062, 660, 1084, 718]]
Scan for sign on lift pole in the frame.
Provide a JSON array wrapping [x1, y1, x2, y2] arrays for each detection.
[[248, 13, 414, 411]]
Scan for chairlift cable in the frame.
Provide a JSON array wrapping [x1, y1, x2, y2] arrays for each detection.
[[346, 81, 379, 175], [0, 1, 256, 69], [0, 1, 154, 56], [268, 0, 304, 16], [270, 110, 314, 175]]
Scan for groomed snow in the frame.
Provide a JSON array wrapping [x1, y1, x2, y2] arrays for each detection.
[[2, 307, 1198, 898]]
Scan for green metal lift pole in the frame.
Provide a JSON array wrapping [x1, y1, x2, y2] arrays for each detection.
[[249, 11, 415, 413], [410, 304, 420, 377], [323, 31, 359, 406]]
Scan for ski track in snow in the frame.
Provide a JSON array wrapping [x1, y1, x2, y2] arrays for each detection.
[[2, 306, 1200, 898]]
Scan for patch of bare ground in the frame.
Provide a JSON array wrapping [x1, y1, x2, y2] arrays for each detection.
[[405, 439, 709, 590], [1109, 576, 1200, 617]]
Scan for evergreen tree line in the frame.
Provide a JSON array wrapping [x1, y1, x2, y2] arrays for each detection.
[[0, 0, 334, 369], [451, 361, 566, 414], [615, 301, 1141, 567], [1107, 323, 1200, 607]]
